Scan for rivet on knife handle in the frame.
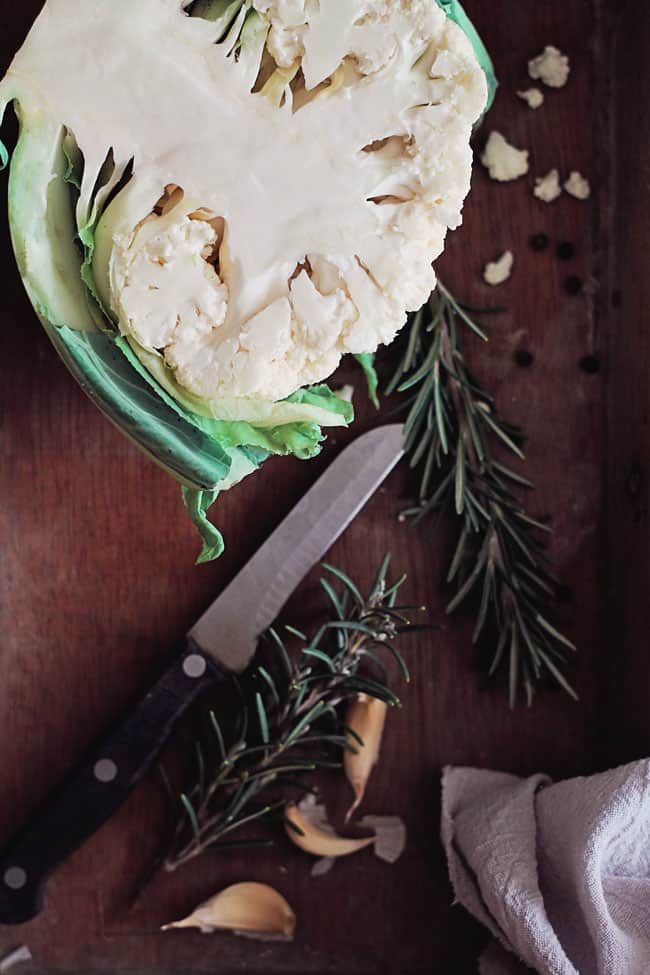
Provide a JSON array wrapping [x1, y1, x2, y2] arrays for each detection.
[[0, 642, 219, 926]]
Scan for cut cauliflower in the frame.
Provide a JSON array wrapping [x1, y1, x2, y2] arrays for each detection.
[[0, 0, 488, 405], [0, 0, 495, 559]]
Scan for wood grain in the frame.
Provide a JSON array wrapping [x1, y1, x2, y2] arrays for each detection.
[[0, 2, 631, 972], [602, 0, 650, 764]]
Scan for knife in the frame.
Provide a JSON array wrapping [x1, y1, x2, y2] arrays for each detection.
[[0, 423, 404, 925]]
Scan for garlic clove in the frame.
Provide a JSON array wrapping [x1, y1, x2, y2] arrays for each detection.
[[161, 882, 295, 941], [344, 694, 388, 821], [285, 801, 375, 857]]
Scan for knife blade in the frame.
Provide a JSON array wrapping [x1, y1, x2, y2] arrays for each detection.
[[0, 423, 404, 925], [189, 422, 405, 672]]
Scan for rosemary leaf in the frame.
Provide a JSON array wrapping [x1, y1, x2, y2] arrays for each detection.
[[180, 794, 201, 845], [255, 693, 270, 744], [302, 647, 337, 671], [257, 667, 281, 708], [209, 710, 227, 764]]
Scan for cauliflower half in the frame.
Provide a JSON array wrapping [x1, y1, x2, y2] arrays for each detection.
[[0, 0, 493, 559], [2, 0, 487, 405]]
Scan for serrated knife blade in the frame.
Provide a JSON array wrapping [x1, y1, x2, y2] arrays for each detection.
[[188, 422, 405, 671]]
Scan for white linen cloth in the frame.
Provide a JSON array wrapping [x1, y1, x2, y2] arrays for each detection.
[[441, 760, 650, 974]]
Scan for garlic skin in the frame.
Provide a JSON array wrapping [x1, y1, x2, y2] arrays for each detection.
[[0, 947, 32, 973], [285, 800, 375, 857], [162, 882, 296, 941], [344, 694, 388, 821], [311, 856, 337, 877], [360, 816, 407, 864]]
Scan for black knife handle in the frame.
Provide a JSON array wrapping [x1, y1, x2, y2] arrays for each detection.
[[0, 640, 220, 925]]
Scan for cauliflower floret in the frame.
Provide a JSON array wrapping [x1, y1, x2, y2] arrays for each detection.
[[528, 46, 571, 89], [253, 0, 314, 68], [564, 171, 591, 200], [483, 251, 513, 287], [533, 169, 562, 203], [481, 132, 530, 182], [517, 88, 544, 109], [112, 216, 228, 352]]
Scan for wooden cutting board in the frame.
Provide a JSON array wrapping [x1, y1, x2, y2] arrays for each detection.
[[0, 1, 646, 971]]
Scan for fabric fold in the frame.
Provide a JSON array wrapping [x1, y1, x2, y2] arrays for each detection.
[[441, 760, 650, 975]]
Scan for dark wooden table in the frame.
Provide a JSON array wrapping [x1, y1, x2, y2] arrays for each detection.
[[0, 2, 646, 972]]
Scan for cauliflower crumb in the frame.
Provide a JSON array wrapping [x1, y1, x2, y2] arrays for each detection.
[[483, 251, 514, 287], [564, 171, 591, 200], [528, 46, 570, 89], [481, 132, 529, 182], [517, 88, 544, 110], [534, 169, 562, 203]]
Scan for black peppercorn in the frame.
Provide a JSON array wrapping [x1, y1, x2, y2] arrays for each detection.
[[530, 232, 549, 252], [514, 350, 534, 368], [556, 241, 575, 260], [564, 275, 583, 296], [579, 355, 600, 374]]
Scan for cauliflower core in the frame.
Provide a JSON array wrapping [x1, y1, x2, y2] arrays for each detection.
[[3, 0, 488, 402]]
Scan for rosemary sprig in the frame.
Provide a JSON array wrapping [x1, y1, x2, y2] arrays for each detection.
[[388, 283, 577, 708], [162, 557, 425, 872]]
